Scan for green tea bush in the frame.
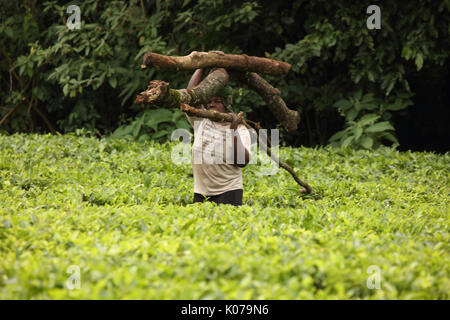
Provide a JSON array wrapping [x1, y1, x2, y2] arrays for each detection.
[[0, 133, 448, 299]]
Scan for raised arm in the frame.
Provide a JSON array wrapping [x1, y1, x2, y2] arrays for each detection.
[[187, 68, 204, 89]]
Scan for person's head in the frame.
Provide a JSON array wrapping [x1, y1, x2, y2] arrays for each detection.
[[207, 86, 233, 113], [206, 96, 227, 113]]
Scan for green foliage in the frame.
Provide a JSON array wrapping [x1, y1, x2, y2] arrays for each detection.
[[111, 108, 190, 143], [1, 1, 171, 134], [0, 1, 449, 148], [0, 133, 449, 299], [328, 90, 414, 149], [269, 1, 449, 147]]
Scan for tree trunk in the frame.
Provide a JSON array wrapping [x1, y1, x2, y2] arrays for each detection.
[[233, 71, 300, 132], [142, 51, 291, 76], [134, 68, 230, 108]]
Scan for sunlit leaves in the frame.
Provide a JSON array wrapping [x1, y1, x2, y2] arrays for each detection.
[[0, 133, 448, 299]]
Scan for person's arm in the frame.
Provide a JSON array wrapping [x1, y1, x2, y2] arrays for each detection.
[[230, 113, 250, 168], [187, 68, 204, 90], [185, 69, 205, 127]]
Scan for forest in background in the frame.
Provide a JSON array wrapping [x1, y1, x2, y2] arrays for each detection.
[[1, 0, 449, 152]]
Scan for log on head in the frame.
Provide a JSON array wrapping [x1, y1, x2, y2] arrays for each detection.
[[233, 71, 300, 132], [142, 51, 291, 76], [188, 67, 230, 104], [134, 68, 230, 108]]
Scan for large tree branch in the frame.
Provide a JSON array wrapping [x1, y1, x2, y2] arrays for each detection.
[[134, 68, 230, 108], [233, 71, 300, 132], [180, 103, 234, 122], [142, 51, 291, 76]]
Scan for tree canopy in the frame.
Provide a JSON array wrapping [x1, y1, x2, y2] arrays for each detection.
[[1, 0, 449, 151]]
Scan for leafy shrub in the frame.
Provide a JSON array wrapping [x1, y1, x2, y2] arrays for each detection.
[[111, 108, 191, 143], [328, 90, 414, 149], [0, 133, 448, 299], [1, 1, 449, 148]]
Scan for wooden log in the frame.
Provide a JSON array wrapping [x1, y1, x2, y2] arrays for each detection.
[[180, 103, 234, 122], [233, 71, 300, 132], [134, 68, 230, 108], [142, 51, 291, 76]]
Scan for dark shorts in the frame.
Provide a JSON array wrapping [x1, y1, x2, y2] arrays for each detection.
[[193, 189, 243, 206]]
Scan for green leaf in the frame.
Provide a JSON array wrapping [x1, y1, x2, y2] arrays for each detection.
[[385, 98, 413, 111], [360, 137, 373, 149], [146, 109, 174, 131], [133, 117, 145, 138], [353, 89, 362, 100], [346, 109, 358, 121], [111, 124, 134, 138], [97, 72, 106, 87], [333, 99, 352, 110], [358, 113, 380, 126], [401, 46, 412, 60], [382, 132, 398, 144], [342, 136, 353, 147], [354, 127, 363, 140], [415, 53, 424, 71], [108, 77, 117, 88], [137, 134, 150, 143], [151, 129, 170, 139], [329, 129, 346, 142], [63, 84, 69, 96], [181, 218, 198, 231], [175, 119, 191, 131], [365, 121, 394, 133]]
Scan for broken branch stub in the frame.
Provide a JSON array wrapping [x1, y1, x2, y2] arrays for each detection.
[[180, 103, 234, 123], [134, 68, 230, 108]]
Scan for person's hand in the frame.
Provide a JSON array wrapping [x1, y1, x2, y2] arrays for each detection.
[[230, 111, 244, 130]]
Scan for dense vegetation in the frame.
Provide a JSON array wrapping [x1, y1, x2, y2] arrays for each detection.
[[0, 133, 448, 299], [1, 1, 449, 151]]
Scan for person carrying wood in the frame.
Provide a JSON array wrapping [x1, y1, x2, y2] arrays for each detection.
[[135, 50, 312, 195], [185, 68, 252, 206]]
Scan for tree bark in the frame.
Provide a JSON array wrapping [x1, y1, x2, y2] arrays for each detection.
[[142, 51, 291, 76], [134, 68, 230, 108], [180, 103, 234, 122], [233, 71, 300, 132]]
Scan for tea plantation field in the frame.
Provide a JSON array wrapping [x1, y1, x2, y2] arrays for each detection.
[[0, 133, 448, 299]]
